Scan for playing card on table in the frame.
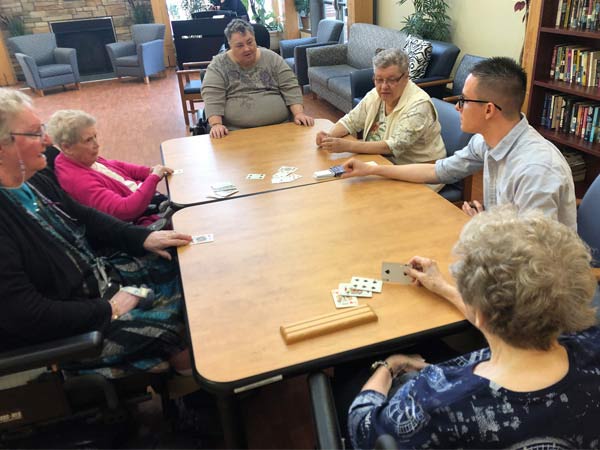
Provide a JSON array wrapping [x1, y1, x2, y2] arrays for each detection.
[[172, 169, 184, 175], [211, 181, 237, 193], [331, 289, 358, 309], [381, 262, 412, 284], [271, 173, 302, 184], [338, 283, 372, 298], [246, 173, 265, 180], [191, 234, 214, 245], [350, 276, 383, 293], [276, 166, 298, 176], [206, 189, 238, 199]]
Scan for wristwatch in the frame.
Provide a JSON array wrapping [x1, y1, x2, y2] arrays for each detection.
[[371, 360, 395, 378]]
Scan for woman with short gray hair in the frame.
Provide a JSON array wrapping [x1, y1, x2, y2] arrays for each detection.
[[347, 206, 600, 448], [316, 48, 445, 179], [48, 109, 172, 226]]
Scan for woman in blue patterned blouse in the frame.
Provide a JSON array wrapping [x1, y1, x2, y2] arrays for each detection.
[[349, 206, 600, 449]]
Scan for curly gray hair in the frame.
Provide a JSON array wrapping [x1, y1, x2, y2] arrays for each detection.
[[450, 206, 597, 351], [0, 89, 33, 144], [224, 19, 254, 42], [372, 48, 409, 74], [46, 110, 96, 147]]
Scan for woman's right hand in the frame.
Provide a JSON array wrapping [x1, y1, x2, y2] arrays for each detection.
[[210, 123, 229, 139], [109, 290, 140, 319], [316, 131, 329, 147]]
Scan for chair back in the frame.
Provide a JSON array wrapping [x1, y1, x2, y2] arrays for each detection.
[[316, 19, 344, 44], [252, 23, 271, 48], [424, 41, 460, 80], [8, 33, 56, 65], [432, 98, 472, 156], [578, 175, 600, 265], [132, 24, 165, 46], [451, 54, 487, 97]]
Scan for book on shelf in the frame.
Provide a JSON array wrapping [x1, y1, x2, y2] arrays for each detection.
[[556, 0, 600, 30], [549, 46, 600, 87]]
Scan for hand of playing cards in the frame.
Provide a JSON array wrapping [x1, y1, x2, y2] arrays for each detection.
[[272, 166, 302, 184], [332, 276, 382, 309]]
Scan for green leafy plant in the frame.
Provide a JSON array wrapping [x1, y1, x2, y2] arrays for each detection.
[[396, 0, 451, 42], [179, 0, 207, 19], [294, 0, 310, 17], [128, 0, 154, 24], [0, 14, 26, 37], [248, 0, 283, 31]]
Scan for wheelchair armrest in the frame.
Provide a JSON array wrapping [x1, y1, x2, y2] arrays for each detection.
[[308, 371, 344, 450], [0, 331, 103, 376]]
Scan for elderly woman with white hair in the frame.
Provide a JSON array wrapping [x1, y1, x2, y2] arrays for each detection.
[[0, 88, 193, 378], [316, 48, 445, 171], [47, 109, 172, 226], [347, 206, 600, 448]]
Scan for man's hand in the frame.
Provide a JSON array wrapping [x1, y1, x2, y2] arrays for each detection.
[[294, 112, 315, 127], [210, 123, 229, 139], [143, 230, 193, 260], [462, 200, 484, 217], [319, 136, 353, 153], [341, 158, 374, 178]]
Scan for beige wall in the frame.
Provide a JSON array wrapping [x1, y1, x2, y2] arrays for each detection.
[[376, 0, 526, 61]]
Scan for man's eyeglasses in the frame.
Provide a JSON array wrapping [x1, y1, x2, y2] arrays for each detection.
[[372, 74, 405, 86], [10, 124, 47, 141], [457, 95, 502, 111]]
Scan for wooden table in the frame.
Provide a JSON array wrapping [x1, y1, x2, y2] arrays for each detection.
[[161, 119, 390, 207], [174, 177, 470, 390]]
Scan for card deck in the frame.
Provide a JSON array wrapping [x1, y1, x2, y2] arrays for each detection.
[[381, 262, 412, 284], [246, 173, 266, 180], [350, 276, 383, 293], [338, 283, 373, 298], [331, 289, 358, 308], [191, 234, 214, 244]]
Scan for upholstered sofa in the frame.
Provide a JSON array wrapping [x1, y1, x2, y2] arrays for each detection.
[[306, 23, 460, 113]]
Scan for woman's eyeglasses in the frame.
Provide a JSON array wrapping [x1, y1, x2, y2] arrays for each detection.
[[372, 74, 405, 86], [457, 95, 503, 111], [10, 124, 47, 141]]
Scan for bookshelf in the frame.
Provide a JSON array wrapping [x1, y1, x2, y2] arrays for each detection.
[[526, 0, 600, 198]]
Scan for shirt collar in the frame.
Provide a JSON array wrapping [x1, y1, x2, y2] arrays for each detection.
[[487, 113, 529, 161]]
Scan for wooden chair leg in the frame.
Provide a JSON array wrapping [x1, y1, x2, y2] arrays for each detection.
[[34, 88, 44, 97], [144, 76, 149, 84], [75, 82, 81, 90], [182, 101, 190, 126]]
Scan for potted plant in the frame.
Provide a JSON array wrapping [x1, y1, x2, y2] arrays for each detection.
[[396, 0, 451, 42], [294, 0, 310, 30], [0, 14, 26, 37], [128, 0, 154, 24]]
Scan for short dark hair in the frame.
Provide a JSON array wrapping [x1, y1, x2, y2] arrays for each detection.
[[224, 19, 254, 42], [470, 57, 527, 116]]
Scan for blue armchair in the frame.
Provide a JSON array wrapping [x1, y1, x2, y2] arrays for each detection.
[[279, 19, 344, 87], [106, 24, 166, 84], [8, 33, 80, 97]]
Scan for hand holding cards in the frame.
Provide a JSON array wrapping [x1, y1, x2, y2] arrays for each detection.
[[381, 262, 412, 284]]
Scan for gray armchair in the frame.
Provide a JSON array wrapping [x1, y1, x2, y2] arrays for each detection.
[[8, 33, 80, 97], [279, 19, 344, 86], [106, 24, 166, 84]]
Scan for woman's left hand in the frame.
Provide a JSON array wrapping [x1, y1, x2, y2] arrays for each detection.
[[151, 165, 174, 179], [294, 112, 315, 127], [385, 354, 429, 375], [143, 230, 192, 260]]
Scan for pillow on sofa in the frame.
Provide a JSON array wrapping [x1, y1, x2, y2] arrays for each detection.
[[402, 35, 432, 79]]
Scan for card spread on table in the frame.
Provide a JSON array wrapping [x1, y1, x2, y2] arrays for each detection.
[[206, 190, 238, 199], [381, 262, 412, 284], [246, 173, 266, 180], [172, 169, 184, 175], [331, 289, 358, 308], [191, 234, 214, 245], [211, 181, 237, 192], [338, 283, 373, 298], [272, 166, 302, 184], [350, 276, 383, 293]]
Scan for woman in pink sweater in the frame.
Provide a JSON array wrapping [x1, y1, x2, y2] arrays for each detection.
[[47, 110, 172, 226]]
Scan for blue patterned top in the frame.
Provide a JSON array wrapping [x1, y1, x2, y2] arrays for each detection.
[[349, 327, 600, 449]]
